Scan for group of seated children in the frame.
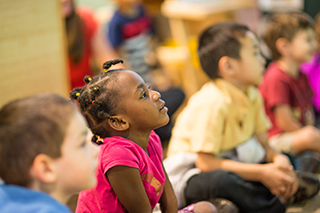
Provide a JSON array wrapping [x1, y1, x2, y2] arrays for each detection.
[[1, 8, 320, 213]]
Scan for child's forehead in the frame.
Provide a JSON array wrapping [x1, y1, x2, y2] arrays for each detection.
[[240, 31, 259, 49]]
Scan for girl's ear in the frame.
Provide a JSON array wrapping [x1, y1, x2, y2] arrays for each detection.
[[108, 116, 129, 131], [29, 154, 57, 183]]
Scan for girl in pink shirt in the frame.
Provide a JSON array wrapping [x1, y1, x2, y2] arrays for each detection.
[[70, 59, 216, 213]]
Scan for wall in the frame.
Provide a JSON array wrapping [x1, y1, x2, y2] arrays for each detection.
[[0, 0, 69, 107]]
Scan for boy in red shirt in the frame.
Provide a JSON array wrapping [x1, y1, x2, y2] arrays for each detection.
[[260, 11, 320, 170]]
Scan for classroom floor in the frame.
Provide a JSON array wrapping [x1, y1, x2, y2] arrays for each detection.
[[287, 191, 320, 213]]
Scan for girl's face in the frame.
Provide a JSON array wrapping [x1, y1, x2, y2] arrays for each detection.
[[116, 71, 169, 132], [53, 111, 98, 198]]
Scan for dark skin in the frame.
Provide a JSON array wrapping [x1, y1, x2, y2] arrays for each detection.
[[104, 71, 177, 213], [107, 165, 177, 213]]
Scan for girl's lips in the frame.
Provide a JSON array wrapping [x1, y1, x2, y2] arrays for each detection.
[[160, 106, 168, 113]]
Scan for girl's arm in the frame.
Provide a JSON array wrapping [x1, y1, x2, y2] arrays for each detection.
[[107, 165, 152, 213], [159, 165, 178, 213]]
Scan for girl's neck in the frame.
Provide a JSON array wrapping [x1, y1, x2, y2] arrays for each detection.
[[113, 131, 151, 152], [277, 58, 300, 78]]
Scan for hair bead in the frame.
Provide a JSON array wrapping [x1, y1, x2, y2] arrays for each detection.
[[84, 76, 92, 83], [76, 93, 80, 97]]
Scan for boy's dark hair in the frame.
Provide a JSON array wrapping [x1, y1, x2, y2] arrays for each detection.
[[0, 94, 77, 187], [263, 11, 314, 60], [198, 22, 249, 79], [70, 59, 124, 141]]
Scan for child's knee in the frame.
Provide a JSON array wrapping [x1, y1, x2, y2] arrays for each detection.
[[303, 126, 320, 142], [193, 201, 218, 213]]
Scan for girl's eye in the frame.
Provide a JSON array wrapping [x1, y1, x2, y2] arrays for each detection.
[[141, 91, 147, 99]]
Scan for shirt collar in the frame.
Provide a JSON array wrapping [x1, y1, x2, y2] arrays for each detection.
[[211, 78, 256, 113]]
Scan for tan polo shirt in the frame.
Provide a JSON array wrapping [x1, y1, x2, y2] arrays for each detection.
[[167, 79, 271, 156]]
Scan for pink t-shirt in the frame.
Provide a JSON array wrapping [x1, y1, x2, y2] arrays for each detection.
[[76, 131, 165, 213]]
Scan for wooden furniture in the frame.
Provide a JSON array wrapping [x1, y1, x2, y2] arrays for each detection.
[[160, 0, 256, 97], [0, 0, 69, 107]]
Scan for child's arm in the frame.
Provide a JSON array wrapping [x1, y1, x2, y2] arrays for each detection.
[[256, 131, 299, 198], [305, 106, 316, 126], [196, 151, 296, 198], [158, 165, 178, 213], [274, 104, 303, 132], [107, 165, 152, 213]]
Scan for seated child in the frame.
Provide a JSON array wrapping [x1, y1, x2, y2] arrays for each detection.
[[107, 0, 185, 142], [301, 11, 320, 128], [166, 22, 320, 213], [259, 11, 320, 169], [71, 59, 217, 213], [0, 94, 98, 212]]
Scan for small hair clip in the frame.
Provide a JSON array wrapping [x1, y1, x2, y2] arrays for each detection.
[[104, 68, 108, 73], [94, 87, 99, 90], [76, 93, 80, 97], [88, 77, 92, 81], [92, 100, 95, 104]]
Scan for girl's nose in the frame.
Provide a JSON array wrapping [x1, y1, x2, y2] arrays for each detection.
[[151, 90, 161, 101]]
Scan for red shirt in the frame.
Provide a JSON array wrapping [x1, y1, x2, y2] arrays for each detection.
[[68, 7, 98, 89], [259, 62, 313, 137]]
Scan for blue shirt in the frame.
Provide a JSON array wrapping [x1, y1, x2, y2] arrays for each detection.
[[0, 184, 71, 213], [107, 5, 154, 82]]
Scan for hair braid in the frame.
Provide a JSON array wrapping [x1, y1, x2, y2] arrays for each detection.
[[69, 59, 125, 141], [102, 59, 123, 71]]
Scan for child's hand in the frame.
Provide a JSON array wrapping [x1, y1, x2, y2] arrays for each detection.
[[280, 169, 298, 199], [273, 154, 293, 170], [260, 163, 296, 197]]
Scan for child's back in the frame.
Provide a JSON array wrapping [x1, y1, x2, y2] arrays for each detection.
[[0, 94, 98, 213], [0, 184, 70, 213]]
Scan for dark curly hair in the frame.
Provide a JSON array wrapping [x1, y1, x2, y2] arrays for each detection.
[[70, 59, 124, 142]]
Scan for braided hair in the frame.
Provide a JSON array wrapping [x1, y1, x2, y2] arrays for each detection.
[[70, 59, 124, 143]]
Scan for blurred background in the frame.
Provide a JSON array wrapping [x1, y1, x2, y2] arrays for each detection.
[[0, 0, 319, 107]]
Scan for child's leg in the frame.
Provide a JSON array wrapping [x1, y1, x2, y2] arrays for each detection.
[[269, 126, 320, 155], [291, 126, 320, 154], [184, 170, 286, 213], [178, 202, 217, 213], [193, 201, 217, 213]]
